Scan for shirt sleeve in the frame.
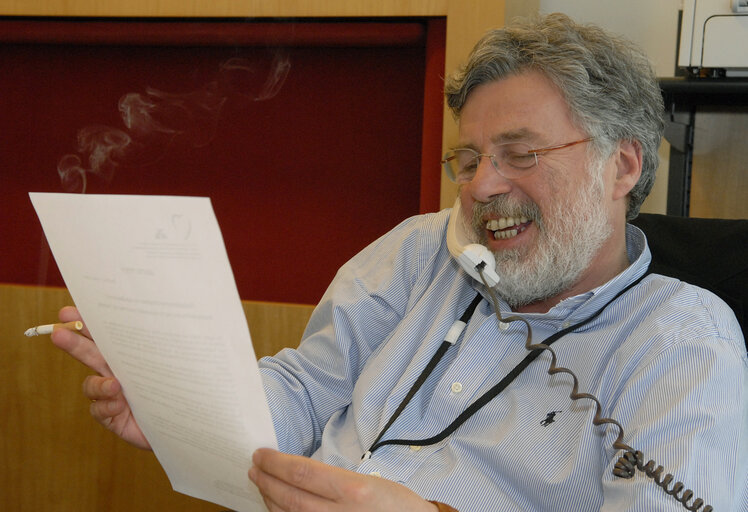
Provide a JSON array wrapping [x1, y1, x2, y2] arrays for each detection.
[[257, 211, 450, 456], [600, 285, 748, 511]]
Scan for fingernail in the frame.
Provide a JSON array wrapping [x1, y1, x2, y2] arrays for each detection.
[[104, 379, 118, 394]]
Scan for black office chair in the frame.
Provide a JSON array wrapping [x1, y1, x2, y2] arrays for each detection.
[[631, 213, 748, 347]]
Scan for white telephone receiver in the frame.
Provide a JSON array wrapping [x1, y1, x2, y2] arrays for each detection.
[[446, 198, 500, 287]]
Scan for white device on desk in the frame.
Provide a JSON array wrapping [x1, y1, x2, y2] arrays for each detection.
[[679, 0, 748, 76], [446, 198, 500, 287]]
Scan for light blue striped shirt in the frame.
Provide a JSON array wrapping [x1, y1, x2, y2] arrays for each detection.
[[259, 208, 747, 511]]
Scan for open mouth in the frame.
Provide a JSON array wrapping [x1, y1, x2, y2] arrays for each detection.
[[486, 216, 531, 240]]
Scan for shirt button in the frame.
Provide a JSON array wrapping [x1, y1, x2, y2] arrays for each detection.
[[562, 321, 571, 329], [369, 471, 382, 477], [499, 321, 510, 331], [451, 382, 463, 394], [409, 445, 422, 452]]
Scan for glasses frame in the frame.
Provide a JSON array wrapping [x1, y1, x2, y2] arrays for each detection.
[[441, 137, 593, 183]]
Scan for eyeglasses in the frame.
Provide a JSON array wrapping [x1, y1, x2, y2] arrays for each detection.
[[441, 137, 593, 183]]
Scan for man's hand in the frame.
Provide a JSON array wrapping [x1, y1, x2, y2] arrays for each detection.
[[249, 448, 439, 512], [51, 306, 151, 450]]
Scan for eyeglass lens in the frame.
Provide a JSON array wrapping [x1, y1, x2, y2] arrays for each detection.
[[443, 142, 539, 183]]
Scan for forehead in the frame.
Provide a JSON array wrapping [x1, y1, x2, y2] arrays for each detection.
[[458, 71, 579, 145]]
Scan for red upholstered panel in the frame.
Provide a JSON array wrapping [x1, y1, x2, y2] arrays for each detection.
[[0, 19, 445, 304]]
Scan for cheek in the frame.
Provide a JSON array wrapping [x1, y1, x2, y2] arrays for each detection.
[[458, 187, 474, 214], [540, 161, 571, 193], [538, 161, 593, 210]]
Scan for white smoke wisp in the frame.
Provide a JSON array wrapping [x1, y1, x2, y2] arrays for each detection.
[[255, 52, 292, 101], [119, 86, 228, 148], [57, 126, 131, 193], [56, 48, 292, 193], [119, 92, 173, 136]]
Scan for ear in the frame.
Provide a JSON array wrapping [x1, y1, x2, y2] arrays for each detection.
[[611, 139, 642, 201]]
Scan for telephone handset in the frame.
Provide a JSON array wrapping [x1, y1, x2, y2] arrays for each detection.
[[446, 198, 500, 288]]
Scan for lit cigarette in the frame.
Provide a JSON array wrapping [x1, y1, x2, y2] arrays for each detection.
[[24, 320, 84, 337]]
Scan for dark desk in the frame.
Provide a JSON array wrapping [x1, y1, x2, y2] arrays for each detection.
[[660, 77, 748, 216]]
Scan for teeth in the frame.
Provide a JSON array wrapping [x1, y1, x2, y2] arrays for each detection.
[[494, 228, 518, 240], [485, 216, 529, 240]]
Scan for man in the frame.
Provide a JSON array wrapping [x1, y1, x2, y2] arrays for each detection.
[[53, 13, 746, 511]]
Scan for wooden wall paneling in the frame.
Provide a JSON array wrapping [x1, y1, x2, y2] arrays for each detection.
[[419, 17, 447, 214], [0, 285, 219, 510], [243, 300, 314, 358], [690, 107, 748, 219], [0, 0, 448, 17], [1, 284, 313, 511]]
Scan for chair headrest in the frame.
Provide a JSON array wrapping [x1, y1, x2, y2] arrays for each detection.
[[630, 213, 747, 344]]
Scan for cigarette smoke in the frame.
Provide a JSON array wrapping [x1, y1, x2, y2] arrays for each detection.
[[57, 50, 291, 193]]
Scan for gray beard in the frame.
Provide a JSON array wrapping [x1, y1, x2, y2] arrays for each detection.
[[470, 172, 611, 309]]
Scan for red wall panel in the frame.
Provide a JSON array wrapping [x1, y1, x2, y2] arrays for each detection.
[[0, 19, 445, 304]]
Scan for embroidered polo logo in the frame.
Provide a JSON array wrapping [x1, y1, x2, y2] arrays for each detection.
[[540, 410, 562, 427]]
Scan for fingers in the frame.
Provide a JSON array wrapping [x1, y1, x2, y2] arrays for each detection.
[[82, 374, 120, 401], [51, 307, 112, 377], [52, 307, 151, 451], [58, 306, 93, 338], [250, 461, 329, 512], [81, 375, 152, 451], [83, 376, 125, 420], [249, 449, 438, 512], [251, 448, 348, 502]]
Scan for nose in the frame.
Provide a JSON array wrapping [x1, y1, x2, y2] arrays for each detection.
[[467, 155, 513, 203]]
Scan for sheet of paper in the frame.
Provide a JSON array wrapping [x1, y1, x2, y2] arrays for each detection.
[[30, 192, 277, 512]]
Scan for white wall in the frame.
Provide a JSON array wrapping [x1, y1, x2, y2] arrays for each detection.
[[539, 0, 684, 214], [540, 0, 681, 77]]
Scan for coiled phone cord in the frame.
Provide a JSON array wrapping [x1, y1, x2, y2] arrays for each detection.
[[478, 268, 714, 512]]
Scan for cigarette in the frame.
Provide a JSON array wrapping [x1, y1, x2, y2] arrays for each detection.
[[24, 320, 84, 337]]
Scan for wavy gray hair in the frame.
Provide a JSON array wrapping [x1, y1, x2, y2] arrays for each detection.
[[444, 13, 664, 220]]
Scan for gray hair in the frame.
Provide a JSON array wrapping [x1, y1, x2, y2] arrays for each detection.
[[444, 13, 664, 219]]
